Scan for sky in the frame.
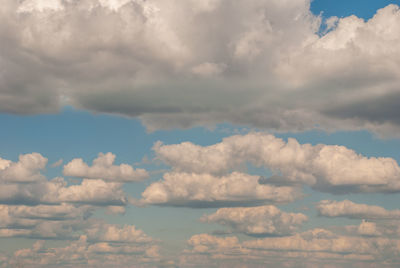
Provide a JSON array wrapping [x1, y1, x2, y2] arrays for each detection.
[[1, 0, 400, 267]]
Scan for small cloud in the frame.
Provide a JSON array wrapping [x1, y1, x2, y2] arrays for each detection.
[[51, 159, 63, 168]]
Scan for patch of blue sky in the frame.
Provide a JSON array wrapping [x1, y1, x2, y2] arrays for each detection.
[[311, 0, 399, 20], [311, 0, 399, 34]]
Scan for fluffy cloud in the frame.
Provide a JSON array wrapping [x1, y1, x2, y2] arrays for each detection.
[[201, 205, 307, 236], [0, 152, 134, 206], [186, 234, 243, 255], [63, 152, 149, 182], [154, 133, 400, 193], [317, 200, 400, 220], [0, 151, 150, 246], [0, 202, 95, 239], [357, 220, 381, 237], [0, 177, 128, 206], [1, 1, 400, 135], [86, 223, 153, 243], [0, 153, 47, 183], [51, 179, 128, 206], [140, 172, 300, 207]]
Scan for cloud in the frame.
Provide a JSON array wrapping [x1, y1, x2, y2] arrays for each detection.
[[0, 177, 128, 207], [140, 172, 300, 207], [51, 159, 63, 168], [0, 153, 132, 207], [186, 234, 242, 254], [51, 179, 128, 206], [357, 220, 381, 237], [154, 133, 400, 193], [86, 223, 153, 243], [242, 228, 399, 257], [0, 153, 47, 183], [317, 200, 400, 220], [1, 1, 400, 135], [63, 152, 149, 182], [184, 229, 400, 267], [0, 152, 162, 267], [0, 153, 139, 241], [6, 232, 159, 267], [0, 202, 95, 240], [201, 205, 307, 236]]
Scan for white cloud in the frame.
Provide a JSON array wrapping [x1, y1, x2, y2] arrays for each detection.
[[0, 203, 91, 222], [0, 153, 47, 183], [186, 234, 242, 254], [357, 220, 381, 237], [141, 172, 300, 207], [154, 133, 400, 193], [201, 205, 307, 236], [54, 179, 128, 206], [7, 233, 159, 267], [317, 200, 400, 220], [0, 202, 95, 240], [1, 1, 400, 135], [242, 228, 399, 257], [17, 0, 64, 13], [63, 152, 149, 182], [0, 153, 131, 206], [0, 152, 161, 266], [0, 176, 128, 207], [86, 223, 153, 243], [184, 229, 400, 267]]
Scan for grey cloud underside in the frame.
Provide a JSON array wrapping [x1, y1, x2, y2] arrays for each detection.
[[324, 91, 400, 125], [2, 0, 400, 135]]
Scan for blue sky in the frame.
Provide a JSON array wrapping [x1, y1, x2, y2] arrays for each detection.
[[1, 0, 400, 267]]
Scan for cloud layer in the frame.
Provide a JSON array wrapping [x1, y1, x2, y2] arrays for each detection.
[[2, 0, 400, 135], [184, 229, 400, 267]]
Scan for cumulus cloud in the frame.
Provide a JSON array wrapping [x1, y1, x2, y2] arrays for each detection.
[[186, 234, 242, 255], [0, 152, 144, 244], [63, 152, 149, 182], [0, 202, 96, 240], [317, 200, 400, 220], [0, 153, 47, 183], [357, 220, 381, 237], [140, 172, 300, 207], [86, 223, 153, 243], [1, 1, 400, 135], [201, 205, 307, 236], [0, 153, 132, 207], [52, 179, 128, 206], [154, 133, 400, 193], [0, 177, 128, 206]]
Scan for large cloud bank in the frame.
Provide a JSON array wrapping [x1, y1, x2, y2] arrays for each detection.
[[2, 0, 400, 135]]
